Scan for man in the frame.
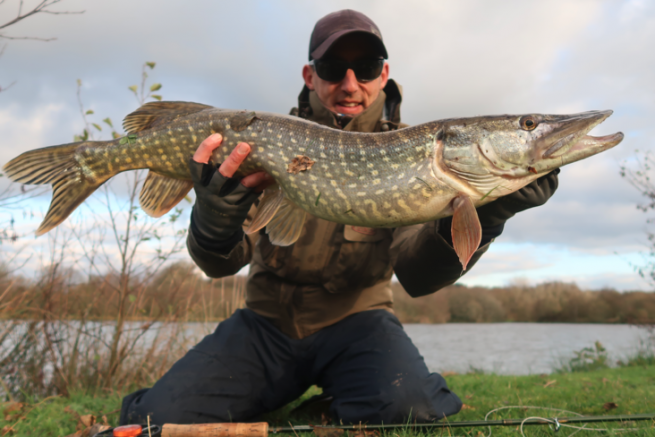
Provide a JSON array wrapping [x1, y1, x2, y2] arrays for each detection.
[[121, 9, 558, 426]]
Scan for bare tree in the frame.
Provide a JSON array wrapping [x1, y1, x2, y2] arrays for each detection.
[[621, 152, 655, 286], [0, 0, 84, 237], [0, 0, 84, 94], [0, 0, 84, 41]]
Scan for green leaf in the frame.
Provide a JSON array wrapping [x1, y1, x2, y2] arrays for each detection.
[[92, 123, 102, 131], [315, 193, 321, 206], [112, 131, 121, 139], [151, 94, 162, 101], [128, 294, 136, 303], [103, 117, 113, 128], [119, 137, 128, 145], [146, 61, 156, 69], [128, 85, 138, 94], [85, 109, 94, 115], [76, 79, 82, 86], [149, 83, 162, 92]]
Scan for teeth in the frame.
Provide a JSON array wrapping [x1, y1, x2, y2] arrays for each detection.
[[340, 103, 359, 107]]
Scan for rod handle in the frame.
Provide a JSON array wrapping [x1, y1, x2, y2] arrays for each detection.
[[161, 422, 269, 437]]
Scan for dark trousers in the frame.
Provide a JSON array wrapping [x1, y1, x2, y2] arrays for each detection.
[[120, 309, 461, 425]]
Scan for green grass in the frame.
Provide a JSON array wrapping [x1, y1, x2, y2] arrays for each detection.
[[2, 366, 654, 436]]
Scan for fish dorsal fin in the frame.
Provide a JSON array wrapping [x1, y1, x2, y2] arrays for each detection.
[[139, 171, 193, 218], [123, 101, 213, 134], [451, 195, 482, 271], [247, 185, 285, 234], [265, 197, 306, 246]]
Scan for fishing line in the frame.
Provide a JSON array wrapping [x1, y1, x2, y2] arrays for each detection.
[[471, 405, 649, 437]]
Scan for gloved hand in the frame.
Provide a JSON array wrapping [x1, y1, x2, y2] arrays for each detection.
[[476, 168, 560, 228], [189, 158, 260, 245]]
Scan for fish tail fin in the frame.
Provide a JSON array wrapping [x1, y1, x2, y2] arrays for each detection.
[[3, 142, 108, 235]]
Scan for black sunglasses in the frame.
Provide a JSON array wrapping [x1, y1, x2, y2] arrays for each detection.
[[310, 59, 385, 83]]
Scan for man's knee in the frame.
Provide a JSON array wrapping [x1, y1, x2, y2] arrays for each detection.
[[121, 388, 193, 425], [331, 373, 462, 424], [121, 388, 155, 425]]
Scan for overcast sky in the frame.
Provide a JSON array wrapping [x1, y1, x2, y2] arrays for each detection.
[[1, 0, 654, 291]]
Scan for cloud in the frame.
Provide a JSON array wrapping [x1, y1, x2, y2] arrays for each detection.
[[1, 0, 653, 289], [457, 242, 652, 291]]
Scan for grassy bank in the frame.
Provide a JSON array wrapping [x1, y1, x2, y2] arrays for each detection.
[[2, 365, 654, 436]]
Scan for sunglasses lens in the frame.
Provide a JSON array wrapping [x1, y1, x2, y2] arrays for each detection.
[[354, 60, 384, 81], [314, 60, 384, 82], [315, 62, 348, 82]]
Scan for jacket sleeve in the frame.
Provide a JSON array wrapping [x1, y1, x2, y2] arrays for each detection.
[[186, 204, 259, 278], [390, 220, 491, 297]]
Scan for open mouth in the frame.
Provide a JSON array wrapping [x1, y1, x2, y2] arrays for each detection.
[[540, 110, 614, 159], [567, 132, 624, 154], [336, 102, 363, 114], [536, 130, 624, 173]]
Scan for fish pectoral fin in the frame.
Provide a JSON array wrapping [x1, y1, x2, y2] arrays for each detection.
[[123, 101, 213, 134], [451, 195, 482, 271], [265, 197, 306, 246], [247, 185, 285, 234], [139, 171, 193, 218]]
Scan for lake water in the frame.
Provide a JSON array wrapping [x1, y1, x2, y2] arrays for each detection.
[[177, 322, 651, 375], [2, 321, 652, 375], [404, 323, 652, 374]]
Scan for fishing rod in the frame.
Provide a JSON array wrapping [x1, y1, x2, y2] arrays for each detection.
[[273, 413, 655, 432], [97, 413, 654, 437]]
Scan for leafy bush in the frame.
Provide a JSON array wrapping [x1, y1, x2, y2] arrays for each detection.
[[556, 341, 610, 373]]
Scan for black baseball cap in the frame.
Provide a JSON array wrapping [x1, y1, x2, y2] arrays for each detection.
[[309, 9, 388, 61]]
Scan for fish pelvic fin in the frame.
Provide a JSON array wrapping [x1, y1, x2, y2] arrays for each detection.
[[246, 185, 306, 246], [123, 101, 213, 134], [140, 171, 193, 218], [247, 185, 285, 235], [451, 195, 482, 271], [265, 197, 306, 246], [3, 142, 108, 236]]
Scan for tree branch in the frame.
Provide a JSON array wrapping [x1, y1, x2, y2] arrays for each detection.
[[0, 34, 55, 41], [0, 0, 84, 39]]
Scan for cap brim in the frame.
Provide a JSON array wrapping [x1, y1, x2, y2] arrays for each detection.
[[310, 29, 388, 60]]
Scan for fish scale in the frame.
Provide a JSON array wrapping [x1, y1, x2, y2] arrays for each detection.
[[3, 101, 623, 269]]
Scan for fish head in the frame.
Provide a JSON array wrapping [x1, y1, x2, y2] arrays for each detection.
[[439, 110, 623, 200], [476, 110, 623, 176]]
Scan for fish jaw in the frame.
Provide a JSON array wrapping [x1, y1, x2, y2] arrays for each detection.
[[530, 131, 624, 174]]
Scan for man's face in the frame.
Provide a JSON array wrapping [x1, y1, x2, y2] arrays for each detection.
[[302, 34, 389, 116]]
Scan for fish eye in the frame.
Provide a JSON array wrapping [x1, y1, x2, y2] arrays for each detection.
[[520, 116, 538, 131]]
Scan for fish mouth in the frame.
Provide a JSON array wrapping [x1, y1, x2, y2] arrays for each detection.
[[539, 110, 613, 159], [531, 110, 623, 173], [553, 131, 624, 164]]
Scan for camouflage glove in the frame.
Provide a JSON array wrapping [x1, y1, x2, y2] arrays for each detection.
[[189, 158, 260, 246], [476, 169, 560, 228]]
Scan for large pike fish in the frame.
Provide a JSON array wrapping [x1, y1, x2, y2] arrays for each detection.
[[3, 101, 623, 269]]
